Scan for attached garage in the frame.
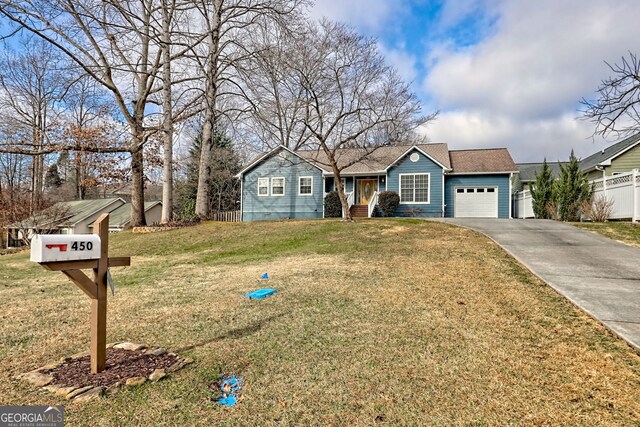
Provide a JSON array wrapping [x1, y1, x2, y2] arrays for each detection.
[[454, 187, 498, 218]]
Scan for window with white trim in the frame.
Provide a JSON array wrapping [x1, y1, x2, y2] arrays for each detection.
[[271, 177, 285, 196], [399, 173, 429, 203], [299, 176, 313, 195], [258, 178, 269, 196]]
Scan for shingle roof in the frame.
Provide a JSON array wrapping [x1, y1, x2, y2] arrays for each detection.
[[516, 162, 568, 182], [448, 148, 517, 174], [61, 198, 124, 226], [8, 198, 124, 229], [297, 143, 452, 174], [580, 132, 640, 172], [93, 201, 161, 229]]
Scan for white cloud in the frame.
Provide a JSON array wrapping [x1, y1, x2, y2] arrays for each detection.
[[309, 0, 402, 31], [378, 42, 419, 84], [421, 0, 640, 162], [426, 110, 604, 163]]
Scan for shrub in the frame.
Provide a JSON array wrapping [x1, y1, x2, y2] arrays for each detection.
[[324, 191, 342, 218], [556, 151, 591, 221], [377, 191, 400, 217], [530, 159, 555, 219], [580, 195, 614, 222]]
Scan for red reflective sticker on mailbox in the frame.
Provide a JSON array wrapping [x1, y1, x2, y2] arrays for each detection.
[[45, 244, 68, 252]]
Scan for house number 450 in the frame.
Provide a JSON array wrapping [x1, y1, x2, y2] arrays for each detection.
[[71, 241, 94, 251]]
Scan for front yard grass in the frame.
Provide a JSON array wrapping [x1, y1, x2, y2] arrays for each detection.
[[573, 221, 640, 247], [1, 219, 640, 426]]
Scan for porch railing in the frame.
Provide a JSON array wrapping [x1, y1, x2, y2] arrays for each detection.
[[347, 191, 354, 209], [368, 191, 379, 218]]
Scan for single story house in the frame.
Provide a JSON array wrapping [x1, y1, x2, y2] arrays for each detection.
[[235, 144, 518, 221], [88, 201, 163, 232]]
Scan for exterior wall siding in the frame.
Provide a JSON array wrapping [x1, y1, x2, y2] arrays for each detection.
[[608, 145, 640, 175], [444, 174, 511, 218], [386, 149, 444, 217], [242, 150, 323, 221]]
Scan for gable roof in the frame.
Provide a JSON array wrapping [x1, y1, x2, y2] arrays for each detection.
[[297, 143, 452, 174], [235, 145, 324, 177], [237, 143, 518, 177], [448, 148, 518, 174], [59, 198, 125, 226], [89, 201, 161, 229], [580, 132, 640, 172], [516, 162, 568, 182], [8, 198, 125, 229]]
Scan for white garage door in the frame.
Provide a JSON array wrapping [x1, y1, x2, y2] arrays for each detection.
[[454, 187, 498, 218]]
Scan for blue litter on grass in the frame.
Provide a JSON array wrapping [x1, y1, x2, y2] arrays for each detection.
[[217, 375, 243, 406], [246, 288, 277, 299], [261, 272, 269, 280]]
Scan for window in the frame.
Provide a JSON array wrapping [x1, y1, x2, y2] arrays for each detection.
[[299, 176, 313, 195], [399, 173, 429, 204], [487, 188, 495, 193], [333, 178, 347, 192], [258, 178, 269, 196], [271, 177, 285, 196]]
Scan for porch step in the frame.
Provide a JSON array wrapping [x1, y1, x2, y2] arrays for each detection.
[[350, 204, 369, 218]]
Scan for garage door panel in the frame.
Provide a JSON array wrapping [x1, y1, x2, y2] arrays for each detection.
[[454, 187, 498, 218]]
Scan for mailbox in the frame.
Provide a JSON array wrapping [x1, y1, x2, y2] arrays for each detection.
[[30, 234, 102, 263]]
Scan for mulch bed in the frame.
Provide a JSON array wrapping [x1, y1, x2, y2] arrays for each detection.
[[45, 348, 179, 388]]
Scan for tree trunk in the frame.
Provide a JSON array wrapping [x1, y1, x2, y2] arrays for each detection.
[[160, 0, 173, 223], [331, 165, 352, 221], [130, 140, 147, 227], [195, 0, 222, 220]]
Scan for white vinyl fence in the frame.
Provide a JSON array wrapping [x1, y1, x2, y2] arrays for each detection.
[[513, 169, 640, 221]]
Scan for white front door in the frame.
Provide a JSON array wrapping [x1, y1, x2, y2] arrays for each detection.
[[454, 187, 498, 218]]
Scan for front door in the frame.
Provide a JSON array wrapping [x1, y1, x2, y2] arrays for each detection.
[[359, 179, 376, 205]]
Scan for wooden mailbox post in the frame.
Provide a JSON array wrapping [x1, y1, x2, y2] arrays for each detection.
[[31, 213, 130, 373]]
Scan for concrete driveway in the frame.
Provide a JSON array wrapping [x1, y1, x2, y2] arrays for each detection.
[[441, 218, 640, 352]]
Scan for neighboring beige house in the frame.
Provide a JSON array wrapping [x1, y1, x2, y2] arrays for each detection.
[[6, 198, 162, 248], [89, 201, 162, 232]]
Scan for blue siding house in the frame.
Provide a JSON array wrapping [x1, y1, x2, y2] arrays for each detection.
[[236, 144, 517, 221]]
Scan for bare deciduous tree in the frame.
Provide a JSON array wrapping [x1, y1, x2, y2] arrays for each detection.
[[0, 40, 68, 213], [582, 52, 640, 137], [291, 19, 434, 220], [0, 0, 171, 226], [190, 0, 308, 219]]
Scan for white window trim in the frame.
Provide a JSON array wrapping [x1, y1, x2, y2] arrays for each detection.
[[257, 177, 269, 197], [398, 173, 430, 204], [271, 177, 285, 196], [298, 176, 313, 196]]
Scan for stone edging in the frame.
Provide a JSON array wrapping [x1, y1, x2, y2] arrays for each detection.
[[132, 226, 179, 234], [16, 342, 193, 403]]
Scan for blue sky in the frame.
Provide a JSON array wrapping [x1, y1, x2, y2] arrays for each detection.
[[311, 0, 640, 163]]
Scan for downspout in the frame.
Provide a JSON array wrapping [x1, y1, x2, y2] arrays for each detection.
[[442, 171, 446, 218], [239, 177, 244, 222], [509, 173, 513, 219]]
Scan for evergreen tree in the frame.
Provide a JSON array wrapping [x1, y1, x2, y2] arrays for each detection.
[[44, 164, 62, 189], [175, 127, 241, 220], [556, 150, 591, 221], [530, 159, 554, 219]]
